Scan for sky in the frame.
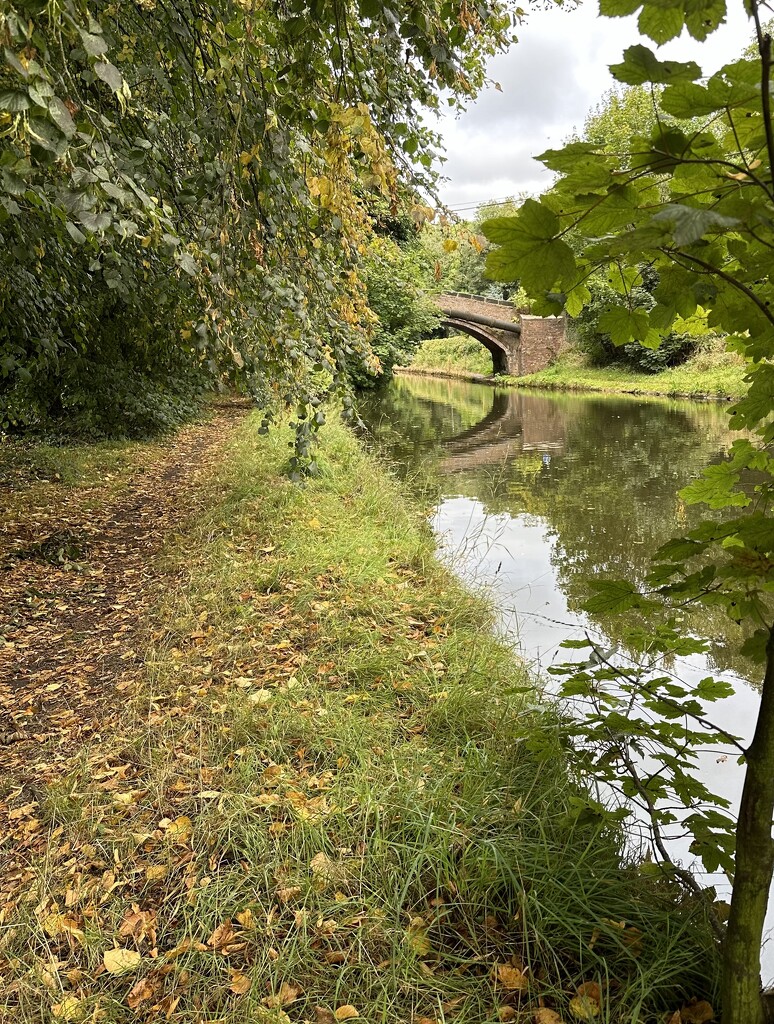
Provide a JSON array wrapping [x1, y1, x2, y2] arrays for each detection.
[[433, 1, 754, 213]]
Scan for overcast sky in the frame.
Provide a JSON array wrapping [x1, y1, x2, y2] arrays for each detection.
[[433, 1, 754, 213]]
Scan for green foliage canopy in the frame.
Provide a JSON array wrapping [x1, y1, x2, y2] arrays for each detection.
[[0, 0, 518, 439]]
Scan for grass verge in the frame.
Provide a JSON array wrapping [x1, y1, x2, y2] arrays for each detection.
[[2, 416, 720, 1023], [498, 347, 747, 401]]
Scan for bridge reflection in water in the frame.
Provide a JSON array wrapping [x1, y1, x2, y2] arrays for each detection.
[[440, 387, 567, 472]]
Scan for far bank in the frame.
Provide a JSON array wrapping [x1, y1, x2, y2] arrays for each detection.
[[401, 335, 747, 402]]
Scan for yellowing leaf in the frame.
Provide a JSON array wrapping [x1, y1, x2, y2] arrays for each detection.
[[103, 947, 142, 975], [308, 517, 322, 529], [52, 996, 84, 1021], [229, 970, 252, 995], [334, 1006, 360, 1021], [496, 964, 529, 991], [534, 1010, 564, 1024], [207, 920, 236, 949], [569, 995, 600, 1020], [145, 864, 167, 881], [407, 916, 431, 956], [165, 815, 193, 844]]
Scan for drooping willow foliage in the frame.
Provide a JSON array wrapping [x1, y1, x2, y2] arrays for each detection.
[[0, 0, 518, 443]]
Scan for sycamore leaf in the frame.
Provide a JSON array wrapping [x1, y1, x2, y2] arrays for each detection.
[[599, 0, 641, 14], [598, 307, 651, 346], [651, 205, 739, 246], [680, 464, 750, 510], [610, 45, 701, 86], [638, 4, 684, 44]]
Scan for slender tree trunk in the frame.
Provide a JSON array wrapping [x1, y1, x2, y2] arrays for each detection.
[[722, 627, 774, 1024]]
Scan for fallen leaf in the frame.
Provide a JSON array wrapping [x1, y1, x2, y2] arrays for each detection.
[[52, 996, 84, 1021], [576, 982, 601, 1005], [681, 1001, 714, 1024], [165, 815, 193, 844], [334, 1007, 359, 1021], [534, 1011, 564, 1024], [127, 976, 157, 1009], [315, 1010, 336, 1024], [104, 946, 142, 975], [118, 906, 157, 945], [498, 1009, 517, 1022], [207, 920, 236, 949], [407, 916, 431, 956], [229, 971, 252, 995], [496, 964, 529, 991], [264, 982, 302, 1008], [276, 886, 301, 903], [145, 864, 167, 881], [569, 995, 599, 1020]]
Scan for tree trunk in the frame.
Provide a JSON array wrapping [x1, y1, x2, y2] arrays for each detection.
[[722, 627, 774, 1024]]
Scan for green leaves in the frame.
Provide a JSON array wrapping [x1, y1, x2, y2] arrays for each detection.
[[610, 45, 701, 86], [482, 199, 577, 291]]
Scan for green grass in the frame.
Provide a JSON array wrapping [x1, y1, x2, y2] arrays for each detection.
[[500, 345, 747, 401], [408, 335, 495, 377], [3, 417, 721, 1023]]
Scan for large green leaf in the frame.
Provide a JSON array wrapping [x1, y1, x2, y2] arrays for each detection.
[[610, 45, 701, 86]]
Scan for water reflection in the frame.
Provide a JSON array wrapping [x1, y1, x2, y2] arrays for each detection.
[[361, 375, 754, 683]]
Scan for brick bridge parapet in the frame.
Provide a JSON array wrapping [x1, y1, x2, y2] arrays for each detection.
[[434, 292, 566, 376]]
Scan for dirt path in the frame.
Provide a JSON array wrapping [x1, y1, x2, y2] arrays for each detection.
[[0, 401, 248, 784]]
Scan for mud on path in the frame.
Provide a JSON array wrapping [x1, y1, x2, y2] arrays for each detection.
[[0, 400, 249, 787]]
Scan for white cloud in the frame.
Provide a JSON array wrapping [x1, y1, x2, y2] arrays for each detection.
[[434, 1, 754, 211]]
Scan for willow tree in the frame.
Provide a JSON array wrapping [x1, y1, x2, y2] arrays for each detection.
[[0, 0, 519, 441], [481, 4, 774, 1022]]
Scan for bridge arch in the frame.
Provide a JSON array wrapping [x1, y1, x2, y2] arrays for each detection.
[[439, 318, 509, 375]]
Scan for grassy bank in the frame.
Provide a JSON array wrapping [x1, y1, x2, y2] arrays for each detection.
[[504, 348, 747, 401], [408, 336, 747, 401], [409, 335, 495, 377], [3, 416, 720, 1023]]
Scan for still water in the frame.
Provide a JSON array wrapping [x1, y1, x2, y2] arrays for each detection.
[[360, 373, 771, 973]]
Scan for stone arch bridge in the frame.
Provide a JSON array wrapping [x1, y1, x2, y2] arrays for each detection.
[[435, 292, 566, 375]]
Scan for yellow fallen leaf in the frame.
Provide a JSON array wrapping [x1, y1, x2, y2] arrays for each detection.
[[165, 815, 193, 844], [407, 916, 431, 956], [145, 864, 167, 881], [308, 518, 322, 529], [52, 996, 84, 1021], [534, 1010, 564, 1024], [496, 964, 529, 991], [207, 920, 236, 949], [103, 947, 142, 975], [229, 970, 252, 995], [498, 1009, 517, 1022], [248, 689, 273, 704], [334, 1007, 359, 1021], [569, 995, 599, 1020]]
